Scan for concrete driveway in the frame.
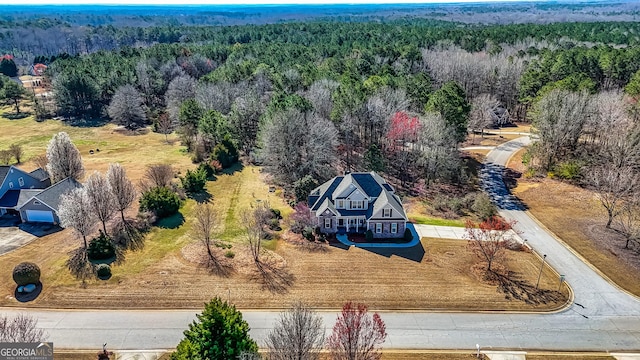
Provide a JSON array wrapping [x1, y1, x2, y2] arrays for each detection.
[[0, 215, 55, 255]]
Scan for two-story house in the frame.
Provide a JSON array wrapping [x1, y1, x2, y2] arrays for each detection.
[[308, 172, 408, 239]]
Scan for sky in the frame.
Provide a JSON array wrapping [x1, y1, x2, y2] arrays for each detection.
[[7, 0, 524, 5]]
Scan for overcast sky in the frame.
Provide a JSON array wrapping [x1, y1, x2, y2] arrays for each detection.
[[7, 0, 523, 5]]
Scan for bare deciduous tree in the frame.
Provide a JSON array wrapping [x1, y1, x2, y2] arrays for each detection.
[[588, 165, 638, 228], [465, 217, 517, 273], [46, 132, 84, 183], [469, 94, 501, 141], [107, 163, 136, 224], [59, 187, 96, 249], [242, 201, 272, 265], [530, 89, 593, 171], [165, 75, 197, 122], [614, 195, 640, 249], [142, 164, 174, 189], [107, 84, 147, 130], [229, 92, 263, 155], [305, 79, 339, 120], [156, 112, 173, 143], [327, 302, 387, 360], [0, 314, 47, 342], [266, 302, 325, 360], [0, 150, 12, 165], [9, 143, 23, 164], [260, 109, 338, 184], [33, 154, 48, 173], [192, 203, 226, 269], [415, 112, 460, 185], [85, 171, 115, 234]]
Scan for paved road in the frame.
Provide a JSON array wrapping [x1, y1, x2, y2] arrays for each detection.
[[2, 136, 640, 351]]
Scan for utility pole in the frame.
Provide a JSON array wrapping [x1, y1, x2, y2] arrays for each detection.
[[536, 254, 547, 289]]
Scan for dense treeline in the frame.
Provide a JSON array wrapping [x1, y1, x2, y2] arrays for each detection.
[[21, 19, 640, 221]]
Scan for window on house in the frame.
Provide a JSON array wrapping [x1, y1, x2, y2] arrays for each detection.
[[34, 201, 41, 205], [8, 182, 13, 189], [351, 200, 363, 209], [325, 218, 331, 228], [18, 177, 24, 186], [383, 208, 391, 217], [391, 223, 398, 234], [337, 200, 344, 209], [376, 223, 382, 233]]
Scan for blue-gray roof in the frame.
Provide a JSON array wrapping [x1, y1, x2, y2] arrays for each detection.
[[310, 177, 343, 211], [29, 168, 50, 182], [0, 166, 10, 186], [17, 189, 44, 208], [32, 178, 82, 211]]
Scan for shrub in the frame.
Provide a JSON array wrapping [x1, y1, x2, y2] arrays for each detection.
[[87, 231, 115, 261], [270, 208, 282, 219], [212, 136, 239, 168], [302, 226, 315, 241], [198, 162, 216, 180], [268, 218, 281, 231], [365, 230, 374, 242], [96, 264, 111, 279], [139, 186, 181, 218], [472, 193, 496, 221], [224, 250, 235, 259], [12, 262, 40, 286], [403, 228, 412, 242], [181, 168, 207, 193], [555, 161, 582, 181]]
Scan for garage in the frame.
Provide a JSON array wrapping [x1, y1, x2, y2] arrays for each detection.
[[25, 210, 54, 223]]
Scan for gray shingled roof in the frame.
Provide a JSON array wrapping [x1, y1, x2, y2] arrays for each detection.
[[29, 168, 50, 181], [371, 190, 407, 219], [0, 166, 10, 186], [17, 189, 44, 208], [32, 178, 82, 211]]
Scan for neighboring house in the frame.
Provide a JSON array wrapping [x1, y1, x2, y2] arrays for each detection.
[[18, 178, 82, 224], [308, 172, 408, 239], [0, 165, 80, 224], [30, 63, 47, 76]]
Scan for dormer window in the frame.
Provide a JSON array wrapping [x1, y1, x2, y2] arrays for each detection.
[[383, 208, 391, 217], [337, 200, 344, 209], [351, 201, 364, 209]]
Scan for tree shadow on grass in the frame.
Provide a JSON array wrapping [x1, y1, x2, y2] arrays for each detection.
[[489, 270, 566, 306], [250, 257, 295, 294], [66, 247, 94, 285], [112, 219, 146, 252], [63, 117, 110, 128], [204, 256, 235, 277], [156, 212, 185, 229], [222, 162, 245, 176], [2, 112, 31, 120], [189, 191, 212, 204]]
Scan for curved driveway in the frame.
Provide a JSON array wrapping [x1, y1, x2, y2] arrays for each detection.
[[2, 137, 640, 351]]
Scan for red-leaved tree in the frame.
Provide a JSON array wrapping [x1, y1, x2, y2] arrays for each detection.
[[327, 302, 387, 360], [465, 216, 518, 273], [387, 111, 420, 152]]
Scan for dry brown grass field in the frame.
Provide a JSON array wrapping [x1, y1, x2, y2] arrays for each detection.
[[0, 108, 567, 311], [508, 149, 640, 296]]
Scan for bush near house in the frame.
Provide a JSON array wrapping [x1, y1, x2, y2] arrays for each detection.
[[12, 262, 41, 286]]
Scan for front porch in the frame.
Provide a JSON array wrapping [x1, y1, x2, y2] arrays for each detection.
[[336, 216, 367, 234]]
